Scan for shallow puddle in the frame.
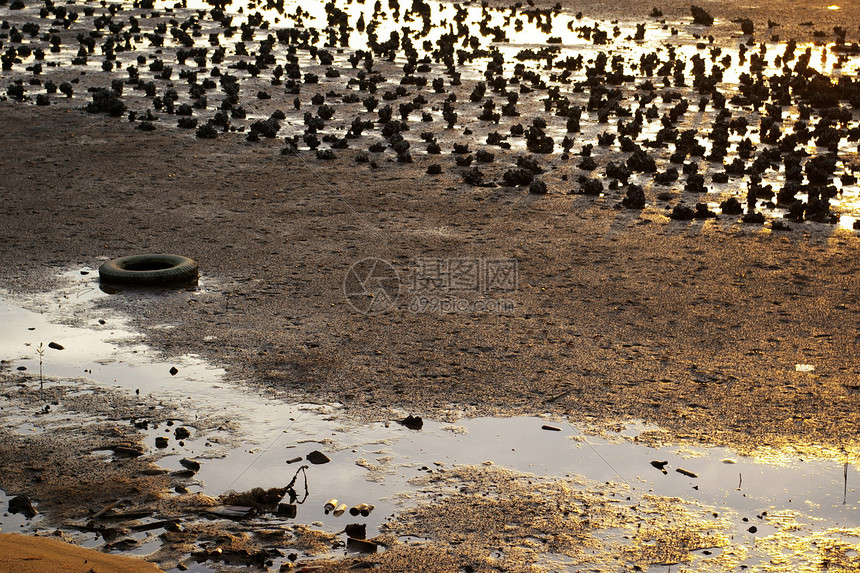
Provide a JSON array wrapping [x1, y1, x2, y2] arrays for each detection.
[[0, 488, 44, 534], [1, 274, 860, 570]]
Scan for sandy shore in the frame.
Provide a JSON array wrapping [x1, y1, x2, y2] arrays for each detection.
[[0, 533, 163, 573]]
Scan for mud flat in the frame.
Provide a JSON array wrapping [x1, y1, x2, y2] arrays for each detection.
[[1, 0, 860, 570]]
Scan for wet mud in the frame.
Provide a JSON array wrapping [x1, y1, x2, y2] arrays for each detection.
[[2, 0, 860, 570]]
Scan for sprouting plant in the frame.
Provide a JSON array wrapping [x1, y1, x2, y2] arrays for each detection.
[[36, 342, 45, 391]]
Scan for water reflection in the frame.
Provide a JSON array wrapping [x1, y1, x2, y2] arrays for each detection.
[[5, 0, 859, 228], [171, 0, 860, 227], [3, 285, 860, 570]]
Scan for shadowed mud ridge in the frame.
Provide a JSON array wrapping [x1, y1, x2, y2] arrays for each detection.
[[1, 0, 860, 570]]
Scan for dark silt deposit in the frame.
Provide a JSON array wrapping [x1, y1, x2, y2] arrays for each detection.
[[2, 0, 860, 571]]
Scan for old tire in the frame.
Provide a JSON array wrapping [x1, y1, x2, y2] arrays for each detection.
[[99, 254, 198, 286]]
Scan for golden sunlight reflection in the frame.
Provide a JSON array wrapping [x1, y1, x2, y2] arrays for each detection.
[[182, 0, 860, 227], [753, 442, 860, 467]]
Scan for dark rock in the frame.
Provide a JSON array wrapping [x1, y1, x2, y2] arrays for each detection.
[[691, 5, 714, 26], [719, 197, 744, 215], [805, 195, 838, 224], [670, 204, 696, 220], [7, 84, 26, 101], [605, 161, 631, 183], [111, 443, 146, 457], [525, 127, 554, 154], [742, 211, 765, 224], [654, 167, 679, 185], [398, 415, 424, 430], [155, 436, 169, 448], [502, 168, 534, 187], [196, 122, 218, 139], [650, 460, 668, 474], [175, 427, 191, 440], [345, 523, 367, 539], [685, 174, 706, 193], [725, 158, 746, 175], [621, 184, 646, 209], [694, 203, 717, 218], [250, 117, 280, 138], [307, 450, 330, 464], [578, 156, 597, 171], [475, 149, 495, 163], [786, 201, 807, 222], [579, 178, 603, 196], [517, 156, 543, 174], [178, 117, 198, 129], [86, 89, 125, 116], [627, 148, 657, 172], [529, 179, 548, 194], [169, 366, 179, 376], [180, 458, 200, 472], [805, 155, 837, 185], [597, 131, 616, 146], [426, 164, 442, 175], [462, 168, 484, 186], [318, 104, 335, 120], [347, 538, 377, 553], [47, 342, 63, 350], [8, 495, 37, 518]]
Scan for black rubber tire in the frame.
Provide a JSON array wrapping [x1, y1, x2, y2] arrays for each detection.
[[99, 254, 198, 286]]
